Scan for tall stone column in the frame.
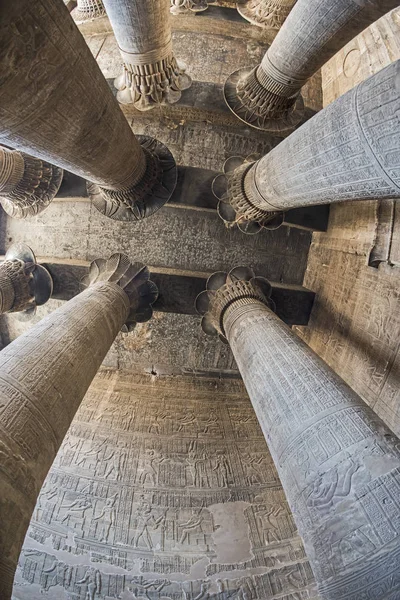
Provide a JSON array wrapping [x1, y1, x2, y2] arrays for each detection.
[[224, 0, 400, 131], [0, 253, 157, 597], [72, 0, 106, 21], [0, 0, 177, 221], [0, 146, 63, 219], [104, 0, 192, 110], [170, 0, 209, 14], [215, 60, 400, 229], [196, 267, 400, 599], [238, 0, 296, 31], [0, 243, 53, 316]]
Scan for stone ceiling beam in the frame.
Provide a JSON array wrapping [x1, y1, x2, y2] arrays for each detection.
[[22, 259, 315, 326], [224, 0, 400, 132], [56, 166, 329, 232], [0, 0, 177, 222]]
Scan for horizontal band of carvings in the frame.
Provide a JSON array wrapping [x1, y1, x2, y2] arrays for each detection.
[[114, 55, 191, 111]]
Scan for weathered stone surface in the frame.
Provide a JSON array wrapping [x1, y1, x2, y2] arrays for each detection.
[[12, 370, 318, 599], [238, 0, 297, 31], [206, 275, 400, 598]]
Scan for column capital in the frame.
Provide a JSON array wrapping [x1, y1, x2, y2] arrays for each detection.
[[81, 252, 158, 331], [170, 0, 209, 14], [195, 266, 274, 341], [0, 147, 63, 219], [72, 0, 106, 20], [0, 243, 53, 315], [212, 156, 284, 235], [238, 0, 297, 30]]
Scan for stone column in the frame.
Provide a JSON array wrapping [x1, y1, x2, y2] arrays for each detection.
[[224, 0, 400, 131], [216, 60, 400, 228], [72, 0, 106, 21], [0, 146, 63, 219], [0, 0, 177, 221], [104, 0, 192, 110], [0, 253, 157, 596], [238, 0, 296, 31], [170, 0, 209, 14], [0, 243, 53, 316], [196, 267, 400, 599]]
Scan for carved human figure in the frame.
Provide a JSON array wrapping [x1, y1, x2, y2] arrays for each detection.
[[212, 452, 230, 487], [60, 496, 93, 525], [77, 567, 102, 600], [132, 500, 166, 550], [43, 560, 73, 592], [178, 505, 206, 545], [93, 493, 118, 543], [257, 506, 284, 544]]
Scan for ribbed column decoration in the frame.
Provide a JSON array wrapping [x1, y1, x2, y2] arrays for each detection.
[[72, 0, 106, 20], [215, 60, 400, 228], [104, 0, 192, 111], [0, 0, 177, 221], [0, 254, 157, 597], [170, 0, 209, 14], [224, 0, 400, 132], [0, 146, 62, 219], [238, 0, 297, 31], [197, 267, 400, 600]]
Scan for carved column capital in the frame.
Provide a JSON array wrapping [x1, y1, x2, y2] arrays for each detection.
[[0, 147, 63, 219], [195, 266, 274, 341], [81, 252, 158, 332], [212, 156, 284, 235], [0, 244, 53, 315], [223, 58, 305, 133], [72, 0, 106, 20], [88, 136, 177, 222], [170, 0, 209, 14], [238, 0, 296, 30]]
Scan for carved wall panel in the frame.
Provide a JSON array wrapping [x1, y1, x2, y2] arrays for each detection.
[[13, 371, 318, 599]]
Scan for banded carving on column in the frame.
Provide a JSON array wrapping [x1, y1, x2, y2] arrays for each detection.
[[0, 0, 177, 221], [72, 0, 106, 21], [104, 0, 192, 111], [219, 61, 400, 227], [224, 0, 400, 131], [0, 244, 53, 316], [238, 0, 297, 31], [170, 0, 209, 14], [197, 266, 400, 598], [212, 156, 284, 235], [0, 253, 157, 596], [0, 147, 62, 219]]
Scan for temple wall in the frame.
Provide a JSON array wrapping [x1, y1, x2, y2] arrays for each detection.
[[12, 371, 318, 599]]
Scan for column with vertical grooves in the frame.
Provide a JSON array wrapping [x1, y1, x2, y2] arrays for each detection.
[[197, 267, 400, 599], [0, 254, 158, 597], [224, 0, 400, 132], [218, 60, 400, 227], [0, 0, 177, 221], [105, 0, 192, 110]]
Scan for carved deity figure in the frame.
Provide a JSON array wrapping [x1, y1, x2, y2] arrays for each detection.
[[77, 567, 102, 600], [93, 493, 118, 543]]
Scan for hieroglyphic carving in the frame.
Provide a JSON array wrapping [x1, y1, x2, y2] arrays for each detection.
[[13, 374, 318, 599]]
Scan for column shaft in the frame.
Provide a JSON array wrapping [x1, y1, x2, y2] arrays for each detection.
[[225, 0, 400, 130], [225, 59, 400, 221], [223, 298, 400, 598], [105, 0, 191, 109], [0, 282, 129, 596], [0, 0, 145, 191]]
